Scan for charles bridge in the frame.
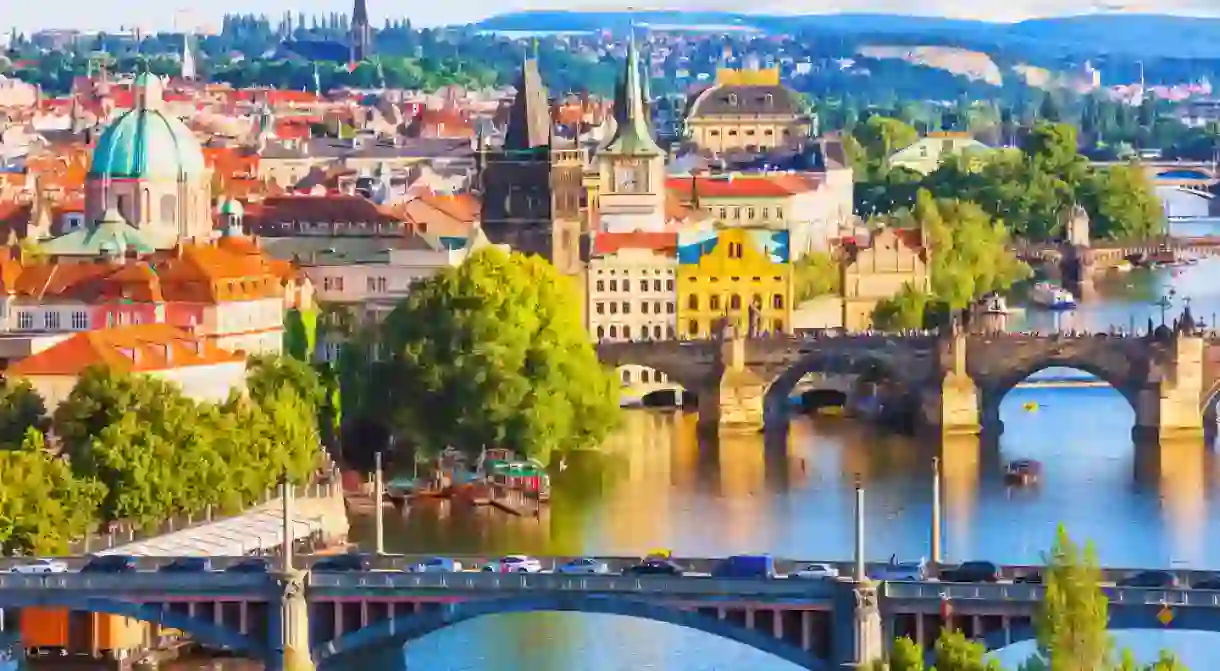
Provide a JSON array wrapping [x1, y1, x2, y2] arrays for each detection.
[[596, 327, 1220, 442], [5, 568, 1220, 670]]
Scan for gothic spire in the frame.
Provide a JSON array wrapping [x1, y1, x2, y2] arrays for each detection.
[[602, 30, 662, 156], [503, 54, 551, 151]]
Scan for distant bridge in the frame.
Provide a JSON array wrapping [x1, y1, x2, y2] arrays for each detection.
[[1092, 160, 1220, 211]]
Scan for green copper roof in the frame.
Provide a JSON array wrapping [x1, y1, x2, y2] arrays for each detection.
[[218, 198, 245, 217], [40, 208, 172, 257], [602, 33, 663, 158], [88, 75, 206, 181]]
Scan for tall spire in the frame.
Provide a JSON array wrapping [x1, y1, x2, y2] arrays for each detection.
[[602, 29, 662, 156], [503, 53, 551, 151], [181, 33, 197, 81], [350, 0, 371, 63]]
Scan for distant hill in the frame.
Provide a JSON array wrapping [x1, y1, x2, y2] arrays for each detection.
[[472, 11, 1220, 59]]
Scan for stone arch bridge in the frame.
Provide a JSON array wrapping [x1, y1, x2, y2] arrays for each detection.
[[597, 331, 1220, 442]]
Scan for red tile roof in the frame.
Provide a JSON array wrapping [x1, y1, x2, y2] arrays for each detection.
[[665, 174, 820, 199], [592, 232, 678, 256], [8, 324, 244, 377]]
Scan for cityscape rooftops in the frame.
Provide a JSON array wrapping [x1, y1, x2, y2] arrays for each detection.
[[8, 323, 244, 377]]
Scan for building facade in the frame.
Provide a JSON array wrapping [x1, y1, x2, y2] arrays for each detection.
[[587, 232, 677, 342], [684, 69, 813, 154], [840, 228, 930, 330], [676, 227, 793, 339], [886, 132, 992, 176]]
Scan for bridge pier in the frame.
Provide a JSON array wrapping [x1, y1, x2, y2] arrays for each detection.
[[919, 333, 980, 437], [267, 570, 315, 671], [698, 333, 766, 433], [1134, 335, 1206, 443]]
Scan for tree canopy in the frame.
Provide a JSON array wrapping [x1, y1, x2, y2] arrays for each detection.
[[363, 248, 619, 464]]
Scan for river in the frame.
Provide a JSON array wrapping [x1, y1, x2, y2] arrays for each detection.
[[157, 216, 1220, 670]]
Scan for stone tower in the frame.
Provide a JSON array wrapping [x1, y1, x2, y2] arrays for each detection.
[[350, 0, 371, 63]]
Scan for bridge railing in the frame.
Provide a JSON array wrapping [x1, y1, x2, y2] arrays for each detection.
[[0, 573, 273, 592], [308, 571, 840, 598], [885, 581, 1220, 606]]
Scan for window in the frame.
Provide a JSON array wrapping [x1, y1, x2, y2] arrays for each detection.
[[773, 294, 785, 310], [610, 280, 617, 291], [687, 319, 699, 335], [733, 208, 741, 219], [727, 242, 743, 259], [653, 279, 662, 292], [639, 280, 649, 292], [688, 295, 698, 310], [71, 311, 88, 330], [624, 325, 632, 340], [609, 325, 618, 339], [718, 207, 727, 219], [597, 326, 605, 340], [44, 311, 60, 330], [622, 302, 630, 314], [596, 302, 605, 315], [622, 281, 631, 294], [160, 194, 176, 227], [641, 369, 650, 382], [641, 302, 649, 315], [730, 294, 741, 310], [709, 130, 720, 137], [610, 302, 618, 314], [596, 280, 605, 291], [323, 276, 344, 292], [621, 369, 630, 383], [654, 325, 663, 339], [762, 208, 769, 219], [666, 279, 674, 291], [747, 207, 755, 219], [710, 295, 721, 310], [776, 207, 784, 219], [17, 311, 32, 330], [667, 302, 675, 314]]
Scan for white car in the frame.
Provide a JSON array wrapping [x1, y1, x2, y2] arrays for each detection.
[[556, 557, 610, 574], [791, 563, 839, 580], [9, 559, 69, 574], [482, 555, 544, 573]]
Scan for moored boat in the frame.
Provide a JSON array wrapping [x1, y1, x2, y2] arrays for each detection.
[[1030, 282, 1077, 310]]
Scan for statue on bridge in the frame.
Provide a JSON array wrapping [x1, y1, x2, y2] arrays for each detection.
[[747, 302, 762, 338]]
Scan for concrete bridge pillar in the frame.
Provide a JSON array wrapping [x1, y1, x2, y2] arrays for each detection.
[[830, 580, 884, 669], [699, 333, 766, 433], [1134, 335, 1205, 442], [267, 570, 316, 671], [919, 333, 980, 436]]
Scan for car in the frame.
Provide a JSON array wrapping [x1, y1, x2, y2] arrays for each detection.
[[869, 558, 929, 581], [158, 557, 214, 573], [941, 561, 1000, 583], [1192, 574, 1220, 590], [224, 557, 271, 574], [625, 559, 684, 576], [482, 555, 543, 573], [1014, 571, 1043, 584], [556, 557, 610, 575], [408, 557, 464, 573], [312, 554, 372, 572], [1119, 570, 1178, 588], [8, 559, 68, 574], [791, 563, 840, 580], [80, 555, 138, 574]]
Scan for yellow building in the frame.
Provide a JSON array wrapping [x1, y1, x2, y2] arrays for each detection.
[[677, 227, 793, 338], [684, 69, 814, 153], [840, 227, 931, 329]]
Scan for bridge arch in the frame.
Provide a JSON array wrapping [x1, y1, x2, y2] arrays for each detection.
[[980, 606, 1220, 654], [313, 594, 827, 670], [0, 592, 266, 658], [765, 349, 911, 421]]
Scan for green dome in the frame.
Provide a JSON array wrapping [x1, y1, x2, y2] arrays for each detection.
[[218, 198, 244, 217], [88, 75, 206, 181]]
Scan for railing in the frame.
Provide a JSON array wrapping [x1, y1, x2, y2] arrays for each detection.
[[885, 581, 1220, 607], [308, 572, 839, 598], [0, 573, 273, 592]]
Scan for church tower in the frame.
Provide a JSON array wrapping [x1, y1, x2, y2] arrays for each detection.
[[350, 0, 372, 63], [596, 33, 666, 233]]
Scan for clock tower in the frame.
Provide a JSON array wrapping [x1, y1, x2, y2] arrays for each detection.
[[596, 33, 666, 233]]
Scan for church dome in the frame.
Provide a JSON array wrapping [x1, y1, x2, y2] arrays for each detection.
[[88, 73, 206, 181]]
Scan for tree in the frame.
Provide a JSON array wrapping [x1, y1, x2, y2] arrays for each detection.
[[873, 283, 929, 330], [933, 629, 1003, 671], [0, 428, 103, 555], [371, 248, 619, 463], [793, 252, 842, 302], [1030, 525, 1112, 671], [852, 115, 919, 171], [1076, 164, 1164, 240], [283, 308, 319, 362], [0, 380, 47, 447]]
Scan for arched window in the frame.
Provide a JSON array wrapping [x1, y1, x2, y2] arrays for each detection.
[[730, 294, 741, 310], [710, 295, 721, 311], [160, 194, 177, 230], [653, 325, 662, 339], [624, 325, 632, 340], [688, 319, 699, 336], [641, 369, 651, 383], [773, 294, 785, 310], [688, 294, 699, 310], [621, 369, 631, 384]]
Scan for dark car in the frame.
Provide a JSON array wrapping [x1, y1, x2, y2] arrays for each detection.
[[312, 554, 372, 572], [1015, 571, 1043, 584], [712, 555, 776, 579], [941, 561, 1000, 583], [625, 559, 684, 576], [80, 555, 138, 573], [225, 557, 271, 574], [1119, 570, 1178, 588], [1192, 574, 1220, 589], [158, 557, 213, 573]]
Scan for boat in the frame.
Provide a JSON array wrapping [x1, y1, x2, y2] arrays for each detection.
[[1029, 282, 1077, 310], [1004, 459, 1042, 486]]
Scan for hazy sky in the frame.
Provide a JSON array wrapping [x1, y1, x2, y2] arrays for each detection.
[[4, 0, 1220, 35]]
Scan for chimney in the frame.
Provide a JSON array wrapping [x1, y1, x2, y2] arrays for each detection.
[[124, 244, 139, 263]]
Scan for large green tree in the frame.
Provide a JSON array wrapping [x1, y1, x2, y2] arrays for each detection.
[[371, 248, 619, 463], [1030, 526, 1112, 671], [0, 429, 103, 555], [1077, 164, 1165, 240], [0, 380, 47, 447]]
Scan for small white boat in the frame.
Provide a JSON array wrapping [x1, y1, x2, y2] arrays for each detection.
[[1030, 282, 1077, 310], [983, 293, 1010, 314]]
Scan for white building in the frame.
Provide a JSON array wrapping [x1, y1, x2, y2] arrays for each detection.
[[587, 232, 678, 343]]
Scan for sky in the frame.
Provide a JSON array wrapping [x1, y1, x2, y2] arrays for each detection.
[[3, 0, 1220, 35]]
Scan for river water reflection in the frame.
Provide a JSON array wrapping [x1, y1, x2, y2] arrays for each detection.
[[347, 220, 1220, 670]]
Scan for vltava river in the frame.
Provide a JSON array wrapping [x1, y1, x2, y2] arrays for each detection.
[[341, 218, 1220, 670]]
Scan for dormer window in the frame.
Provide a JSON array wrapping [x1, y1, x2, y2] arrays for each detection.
[[764, 93, 774, 106], [727, 93, 738, 106]]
